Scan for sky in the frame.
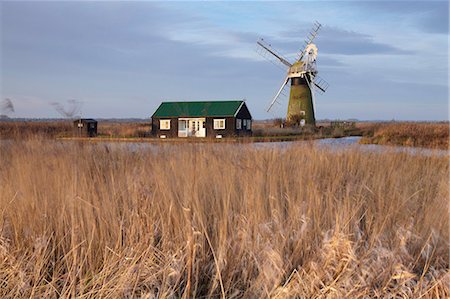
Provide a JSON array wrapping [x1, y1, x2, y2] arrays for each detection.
[[0, 1, 448, 120]]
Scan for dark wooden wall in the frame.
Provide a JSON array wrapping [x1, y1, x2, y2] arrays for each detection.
[[152, 103, 252, 138], [73, 121, 97, 137], [151, 117, 179, 138]]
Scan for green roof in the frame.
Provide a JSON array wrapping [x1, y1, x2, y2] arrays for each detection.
[[152, 100, 244, 118]]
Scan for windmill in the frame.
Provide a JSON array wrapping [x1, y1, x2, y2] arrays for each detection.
[[257, 21, 329, 126]]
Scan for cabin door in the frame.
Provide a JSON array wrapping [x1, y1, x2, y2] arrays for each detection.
[[179, 118, 206, 137], [178, 120, 188, 137], [188, 118, 206, 137]]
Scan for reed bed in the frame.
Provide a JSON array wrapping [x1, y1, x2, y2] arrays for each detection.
[[360, 122, 449, 150], [0, 121, 71, 139], [0, 138, 448, 298], [97, 122, 151, 138], [0, 121, 151, 139]]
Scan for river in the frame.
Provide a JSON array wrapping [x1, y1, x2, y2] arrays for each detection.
[[0, 137, 448, 157]]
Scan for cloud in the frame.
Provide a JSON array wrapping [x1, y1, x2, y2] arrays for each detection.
[[1, 1, 447, 120], [154, 11, 261, 61], [320, 26, 413, 55], [271, 26, 412, 57], [342, 1, 448, 34], [418, 6, 449, 34]]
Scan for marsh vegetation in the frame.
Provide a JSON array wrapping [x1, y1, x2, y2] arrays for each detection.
[[360, 122, 449, 150], [1, 121, 447, 150], [0, 138, 448, 297]]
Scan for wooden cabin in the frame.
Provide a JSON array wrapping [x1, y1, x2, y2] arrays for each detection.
[[152, 100, 252, 138], [73, 118, 98, 137]]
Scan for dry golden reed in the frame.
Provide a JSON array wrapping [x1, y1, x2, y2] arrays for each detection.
[[361, 122, 449, 150], [0, 138, 448, 298], [0, 121, 152, 139], [0, 121, 72, 139]]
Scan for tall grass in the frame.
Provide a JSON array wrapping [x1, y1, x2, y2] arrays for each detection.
[[98, 122, 151, 138], [360, 122, 449, 149], [0, 121, 151, 139], [0, 121, 71, 139], [0, 138, 448, 298]]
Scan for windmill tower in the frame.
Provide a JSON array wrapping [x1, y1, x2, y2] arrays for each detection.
[[257, 21, 329, 126]]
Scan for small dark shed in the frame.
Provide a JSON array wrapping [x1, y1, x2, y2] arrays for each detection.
[[73, 119, 98, 137], [152, 100, 252, 138]]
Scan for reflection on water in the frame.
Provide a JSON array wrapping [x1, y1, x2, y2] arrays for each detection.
[[254, 136, 448, 157], [251, 136, 362, 149], [321, 137, 448, 157]]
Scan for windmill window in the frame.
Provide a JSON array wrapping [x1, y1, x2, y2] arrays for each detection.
[[214, 119, 226, 130], [300, 111, 306, 116], [160, 119, 171, 130], [236, 119, 242, 130]]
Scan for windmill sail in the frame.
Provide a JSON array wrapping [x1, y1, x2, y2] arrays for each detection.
[[267, 76, 290, 112], [297, 21, 322, 61], [256, 39, 292, 69], [312, 75, 329, 94], [257, 21, 328, 126]]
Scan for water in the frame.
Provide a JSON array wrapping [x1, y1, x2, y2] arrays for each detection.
[[95, 136, 448, 157], [321, 137, 448, 157], [253, 136, 449, 157], [1, 137, 448, 157], [251, 136, 362, 149]]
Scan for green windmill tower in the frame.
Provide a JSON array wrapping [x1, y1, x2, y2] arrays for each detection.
[[257, 21, 329, 126]]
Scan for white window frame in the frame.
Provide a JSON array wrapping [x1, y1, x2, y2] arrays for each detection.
[[246, 119, 252, 130], [160, 119, 171, 130], [213, 119, 226, 130], [236, 119, 242, 130]]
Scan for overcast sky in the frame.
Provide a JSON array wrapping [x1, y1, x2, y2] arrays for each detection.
[[1, 1, 448, 120]]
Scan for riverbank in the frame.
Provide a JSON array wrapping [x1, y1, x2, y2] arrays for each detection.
[[1, 120, 447, 150], [360, 122, 449, 150], [58, 134, 354, 144]]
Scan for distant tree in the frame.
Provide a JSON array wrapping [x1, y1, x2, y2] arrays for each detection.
[[1, 98, 15, 115], [51, 99, 83, 119]]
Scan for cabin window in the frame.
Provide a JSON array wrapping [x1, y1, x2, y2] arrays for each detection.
[[213, 119, 226, 130], [236, 119, 242, 130], [160, 119, 171, 130], [246, 119, 252, 130]]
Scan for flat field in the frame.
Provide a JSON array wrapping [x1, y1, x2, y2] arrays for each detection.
[[0, 138, 448, 298]]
